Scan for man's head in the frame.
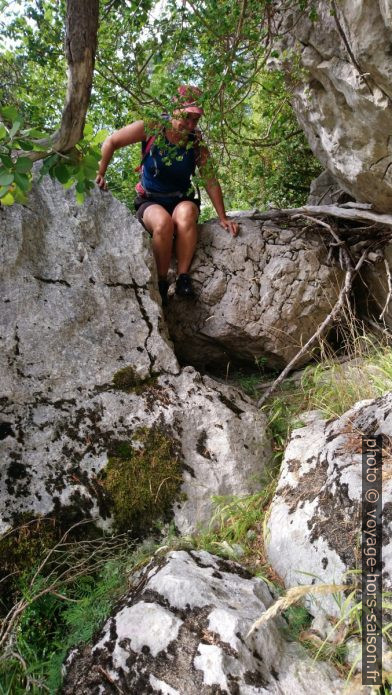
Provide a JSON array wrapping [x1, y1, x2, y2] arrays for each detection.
[[171, 85, 204, 131]]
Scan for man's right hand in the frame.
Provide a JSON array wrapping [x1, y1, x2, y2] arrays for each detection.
[[95, 174, 108, 190]]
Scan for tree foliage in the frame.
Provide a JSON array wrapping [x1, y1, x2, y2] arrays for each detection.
[[0, 0, 321, 211]]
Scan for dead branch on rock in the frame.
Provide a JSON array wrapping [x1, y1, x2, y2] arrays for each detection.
[[365, 317, 392, 340], [251, 204, 392, 229], [291, 213, 355, 270], [379, 258, 392, 321], [96, 666, 125, 694], [257, 249, 369, 407], [248, 206, 392, 397]]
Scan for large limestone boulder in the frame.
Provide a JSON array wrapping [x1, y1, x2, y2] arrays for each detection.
[[0, 179, 269, 536], [165, 216, 345, 371], [0, 175, 178, 401], [0, 366, 269, 536], [62, 549, 347, 694], [266, 395, 392, 617], [281, 0, 392, 212]]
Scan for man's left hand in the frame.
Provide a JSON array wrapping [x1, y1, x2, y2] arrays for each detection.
[[220, 217, 239, 237]]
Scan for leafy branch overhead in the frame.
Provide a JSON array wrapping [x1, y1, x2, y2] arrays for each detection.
[[0, 108, 108, 205], [0, 0, 101, 205], [0, 0, 321, 209]]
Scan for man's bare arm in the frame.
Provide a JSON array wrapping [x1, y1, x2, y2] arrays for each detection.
[[96, 120, 147, 189], [197, 145, 239, 237]]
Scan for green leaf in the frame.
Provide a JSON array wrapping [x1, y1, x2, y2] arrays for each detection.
[[15, 157, 33, 173], [76, 191, 85, 205], [63, 178, 75, 190], [22, 128, 48, 138], [91, 129, 108, 145], [13, 187, 27, 204], [43, 153, 60, 171], [0, 185, 10, 198], [14, 171, 31, 192], [0, 154, 12, 169], [83, 123, 94, 140], [0, 192, 15, 205], [84, 153, 101, 169], [1, 106, 19, 122], [53, 164, 71, 184], [15, 140, 34, 151], [0, 170, 14, 186], [0, 124, 7, 140], [76, 180, 86, 193], [9, 120, 23, 139]]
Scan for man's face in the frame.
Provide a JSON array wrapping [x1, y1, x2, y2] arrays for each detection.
[[171, 110, 201, 132]]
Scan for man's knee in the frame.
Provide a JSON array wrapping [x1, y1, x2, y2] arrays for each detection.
[[173, 203, 198, 230], [151, 217, 174, 239]]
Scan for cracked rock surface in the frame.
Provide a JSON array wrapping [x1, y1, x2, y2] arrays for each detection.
[[165, 217, 344, 370], [0, 179, 269, 534], [62, 549, 346, 694], [0, 175, 178, 402], [280, 0, 392, 211], [0, 367, 269, 535], [266, 394, 392, 617]]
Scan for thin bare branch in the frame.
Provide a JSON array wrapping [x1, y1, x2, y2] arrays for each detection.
[[257, 249, 370, 406], [379, 258, 392, 321], [251, 204, 392, 229]]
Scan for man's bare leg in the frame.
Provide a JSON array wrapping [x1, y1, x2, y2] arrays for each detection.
[[172, 201, 199, 274], [142, 204, 174, 278]]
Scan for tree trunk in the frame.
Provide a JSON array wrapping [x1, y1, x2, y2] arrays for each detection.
[[29, 0, 99, 158], [52, 0, 99, 151]]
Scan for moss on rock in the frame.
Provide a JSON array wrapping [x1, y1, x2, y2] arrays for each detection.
[[100, 426, 183, 533], [112, 366, 158, 394]]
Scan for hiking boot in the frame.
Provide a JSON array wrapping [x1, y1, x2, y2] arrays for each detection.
[[158, 278, 169, 307], [175, 273, 196, 299]]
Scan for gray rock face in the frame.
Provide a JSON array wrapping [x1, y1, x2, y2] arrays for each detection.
[[266, 393, 392, 617], [1, 175, 178, 403], [165, 217, 345, 370], [62, 549, 346, 694], [0, 366, 269, 536], [0, 179, 269, 535], [281, 0, 392, 211], [307, 170, 349, 206]]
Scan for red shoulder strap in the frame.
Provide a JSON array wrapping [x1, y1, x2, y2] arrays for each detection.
[[134, 135, 156, 173]]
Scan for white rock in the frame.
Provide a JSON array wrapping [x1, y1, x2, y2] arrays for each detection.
[[94, 601, 183, 661], [0, 368, 269, 537], [62, 550, 348, 694], [279, 0, 392, 211], [0, 177, 270, 535], [165, 218, 345, 370], [267, 393, 392, 617]]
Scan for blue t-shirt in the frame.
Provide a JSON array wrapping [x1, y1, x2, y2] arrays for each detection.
[[141, 132, 197, 196]]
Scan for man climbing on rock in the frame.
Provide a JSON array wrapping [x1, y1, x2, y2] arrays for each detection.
[[96, 86, 238, 306]]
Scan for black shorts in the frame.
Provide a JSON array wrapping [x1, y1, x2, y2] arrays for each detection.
[[134, 194, 201, 229]]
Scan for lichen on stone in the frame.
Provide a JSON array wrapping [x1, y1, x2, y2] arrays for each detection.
[[100, 426, 183, 533], [112, 365, 157, 394]]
